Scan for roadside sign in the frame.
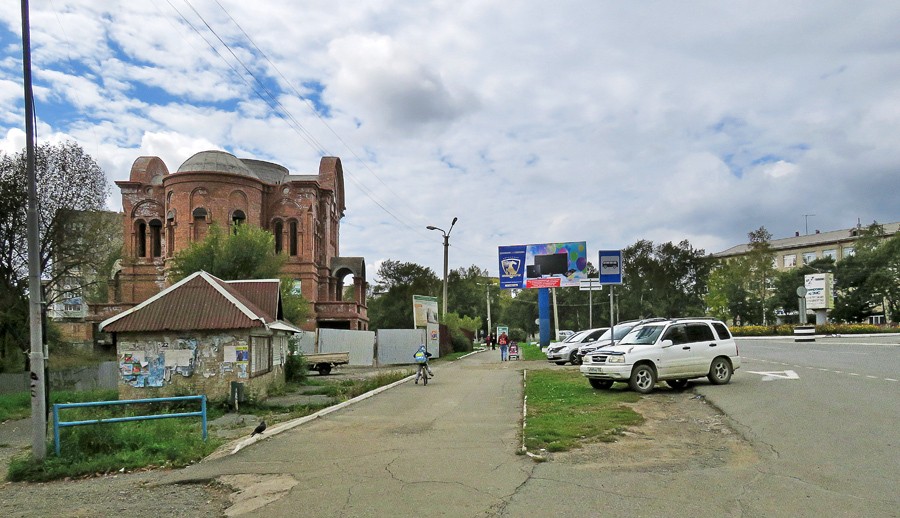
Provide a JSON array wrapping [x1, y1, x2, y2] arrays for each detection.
[[598, 250, 623, 285], [579, 279, 603, 291]]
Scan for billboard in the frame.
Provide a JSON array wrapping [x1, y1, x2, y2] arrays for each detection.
[[412, 295, 439, 327], [804, 273, 834, 310], [498, 241, 588, 289]]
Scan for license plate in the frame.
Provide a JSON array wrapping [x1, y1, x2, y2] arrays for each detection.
[[587, 367, 603, 373]]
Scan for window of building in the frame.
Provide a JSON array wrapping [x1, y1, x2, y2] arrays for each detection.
[[823, 249, 837, 260], [843, 246, 855, 258], [273, 219, 283, 253], [869, 315, 885, 325], [783, 254, 796, 268], [166, 210, 176, 257], [135, 220, 147, 257], [149, 219, 162, 258], [231, 210, 246, 233], [251, 336, 271, 376], [289, 220, 298, 256], [802, 251, 816, 265], [192, 208, 208, 242]]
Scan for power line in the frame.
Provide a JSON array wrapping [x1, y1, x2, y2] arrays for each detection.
[[170, 0, 427, 237]]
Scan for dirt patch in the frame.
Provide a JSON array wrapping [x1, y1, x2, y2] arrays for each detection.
[[548, 390, 758, 471]]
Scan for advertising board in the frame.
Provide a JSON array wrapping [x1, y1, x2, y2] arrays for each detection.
[[804, 273, 834, 310], [498, 241, 588, 289], [412, 295, 439, 327]]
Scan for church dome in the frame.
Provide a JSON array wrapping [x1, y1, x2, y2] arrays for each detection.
[[176, 150, 259, 179]]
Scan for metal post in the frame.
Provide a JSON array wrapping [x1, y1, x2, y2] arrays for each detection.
[[486, 285, 492, 338], [609, 286, 616, 346], [22, 0, 47, 461], [551, 287, 560, 339], [588, 289, 593, 328], [441, 233, 449, 318]]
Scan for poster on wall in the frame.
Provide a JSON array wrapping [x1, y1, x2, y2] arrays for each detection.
[[498, 242, 588, 289]]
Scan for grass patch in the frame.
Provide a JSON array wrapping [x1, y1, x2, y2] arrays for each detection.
[[315, 370, 411, 400], [7, 397, 221, 482], [436, 351, 467, 362], [0, 389, 119, 422], [520, 342, 549, 361], [525, 370, 642, 452]]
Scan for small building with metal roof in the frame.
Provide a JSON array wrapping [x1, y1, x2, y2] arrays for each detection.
[[100, 271, 297, 400]]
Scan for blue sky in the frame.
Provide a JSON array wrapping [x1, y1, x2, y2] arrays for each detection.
[[2, 1, 899, 280]]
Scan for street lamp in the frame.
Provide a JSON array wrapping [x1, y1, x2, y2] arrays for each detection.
[[427, 217, 457, 318]]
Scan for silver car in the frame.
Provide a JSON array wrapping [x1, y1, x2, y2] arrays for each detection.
[[546, 328, 609, 365]]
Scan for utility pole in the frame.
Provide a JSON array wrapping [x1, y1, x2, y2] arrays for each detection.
[[803, 214, 815, 235], [22, 0, 48, 461]]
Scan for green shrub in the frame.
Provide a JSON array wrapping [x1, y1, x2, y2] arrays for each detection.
[[284, 336, 308, 383], [510, 328, 527, 342], [450, 330, 472, 353]]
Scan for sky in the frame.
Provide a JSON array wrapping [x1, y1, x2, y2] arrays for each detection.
[[2, 1, 899, 282]]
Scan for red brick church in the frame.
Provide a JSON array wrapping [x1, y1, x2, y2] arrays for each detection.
[[106, 150, 367, 331]]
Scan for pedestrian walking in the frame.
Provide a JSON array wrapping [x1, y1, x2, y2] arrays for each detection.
[[498, 332, 509, 361], [485, 333, 493, 351]]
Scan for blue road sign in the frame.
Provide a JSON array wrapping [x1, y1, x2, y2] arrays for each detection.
[[598, 250, 623, 285]]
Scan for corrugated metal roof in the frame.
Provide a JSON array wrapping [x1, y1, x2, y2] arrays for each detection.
[[226, 280, 281, 321], [100, 272, 279, 333]]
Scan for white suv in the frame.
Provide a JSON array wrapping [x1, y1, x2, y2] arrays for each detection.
[[580, 318, 740, 394]]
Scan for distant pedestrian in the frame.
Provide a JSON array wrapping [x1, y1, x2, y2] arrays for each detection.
[[498, 332, 509, 361], [485, 333, 493, 350], [490, 333, 497, 350]]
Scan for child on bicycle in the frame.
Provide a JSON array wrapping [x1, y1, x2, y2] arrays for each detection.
[[413, 344, 433, 384]]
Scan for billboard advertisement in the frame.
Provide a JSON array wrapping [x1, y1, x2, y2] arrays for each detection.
[[804, 273, 834, 310], [498, 241, 588, 289], [412, 295, 439, 327]]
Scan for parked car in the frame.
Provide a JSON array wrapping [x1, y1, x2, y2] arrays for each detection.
[[556, 330, 575, 341], [580, 318, 740, 394], [574, 319, 653, 362], [546, 328, 609, 365]]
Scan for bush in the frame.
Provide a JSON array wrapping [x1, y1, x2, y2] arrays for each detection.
[[284, 335, 308, 383], [450, 330, 472, 353], [510, 328, 527, 342], [729, 323, 892, 336]]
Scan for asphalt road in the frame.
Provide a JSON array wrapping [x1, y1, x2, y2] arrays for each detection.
[[160, 338, 899, 517]]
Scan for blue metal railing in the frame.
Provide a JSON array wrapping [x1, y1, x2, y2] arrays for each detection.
[[52, 395, 207, 456]]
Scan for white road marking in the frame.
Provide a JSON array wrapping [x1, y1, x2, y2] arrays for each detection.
[[886, 378, 898, 382], [746, 370, 800, 380]]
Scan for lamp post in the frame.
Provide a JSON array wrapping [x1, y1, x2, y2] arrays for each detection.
[[427, 217, 457, 318], [478, 281, 493, 339]]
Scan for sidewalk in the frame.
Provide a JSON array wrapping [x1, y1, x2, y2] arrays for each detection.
[[162, 348, 534, 517]]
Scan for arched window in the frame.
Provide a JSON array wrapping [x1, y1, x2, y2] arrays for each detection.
[[135, 220, 147, 258], [149, 219, 162, 258], [232, 210, 246, 234], [193, 208, 208, 242], [273, 219, 284, 253], [289, 220, 298, 256], [166, 210, 176, 257]]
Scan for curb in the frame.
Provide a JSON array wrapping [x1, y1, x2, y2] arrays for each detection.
[[519, 369, 545, 461]]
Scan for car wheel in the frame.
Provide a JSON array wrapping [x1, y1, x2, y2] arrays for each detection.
[[555, 361, 567, 366], [707, 357, 733, 385], [570, 351, 582, 365], [666, 379, 688, 389], [629, 364, 656, 394], [589, 379, 613, 390]]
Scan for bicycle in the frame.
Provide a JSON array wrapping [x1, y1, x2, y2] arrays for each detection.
[[416, 363, 430, 385]]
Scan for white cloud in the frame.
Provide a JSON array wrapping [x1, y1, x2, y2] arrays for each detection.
[[1, 0, 898, 277]]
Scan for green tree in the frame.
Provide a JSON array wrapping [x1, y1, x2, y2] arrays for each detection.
[[367, 260, 440, 330], [0, 142, 112, 371], [618, 239, 712, 320], [832, 224, 900, 323], [745, 226, 777, 325], [167, 222, 309, 325], [769, 258, 836, 322], [168, 223, 285, 282]]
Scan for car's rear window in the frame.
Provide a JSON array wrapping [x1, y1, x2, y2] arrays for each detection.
[[712, 322, 731, 340]]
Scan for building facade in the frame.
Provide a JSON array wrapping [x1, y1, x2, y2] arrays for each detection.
[[714, 222, 900, 271], [107, 150, 367, 331]]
